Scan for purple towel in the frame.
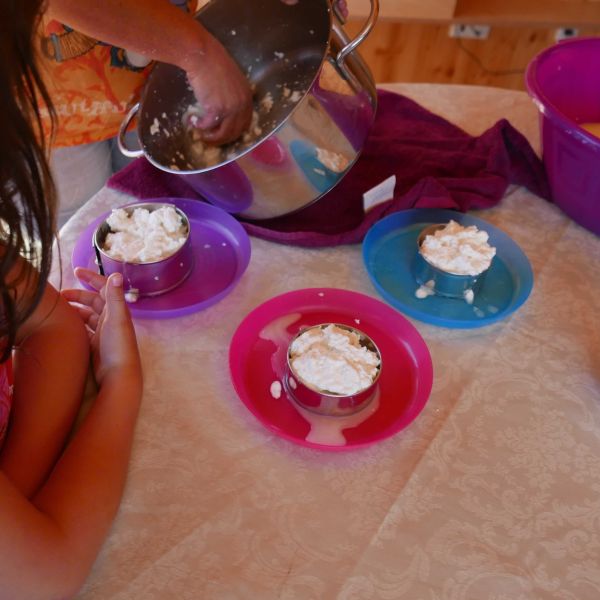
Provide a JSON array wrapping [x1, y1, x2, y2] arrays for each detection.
[[108, 89, 550, 247]]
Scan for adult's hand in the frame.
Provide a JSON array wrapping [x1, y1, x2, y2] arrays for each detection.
[[47, 0, 253, 146], [183, 33, 253, 145]]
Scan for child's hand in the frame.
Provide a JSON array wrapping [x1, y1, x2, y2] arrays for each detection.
[[61, 268, 141, 388]]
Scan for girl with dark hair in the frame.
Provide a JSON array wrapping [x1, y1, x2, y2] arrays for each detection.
[[0, 2, 143, 597]]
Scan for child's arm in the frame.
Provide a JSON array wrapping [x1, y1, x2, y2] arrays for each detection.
[[0, 267, 90, 498], [0, 269, 143, 600]]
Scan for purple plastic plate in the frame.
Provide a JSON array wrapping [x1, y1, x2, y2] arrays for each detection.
[[229, 288, 434, 451], [71, 197, 251, 319]]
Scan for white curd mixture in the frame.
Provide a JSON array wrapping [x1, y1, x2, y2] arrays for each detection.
[[316, 148, 349, 173], [289, 324, 380, 396], [420, 220, 496, 276], [269, 381, 282, 399], [258, 308, 380, 447], [181, 81, 306, 170], [103, 206, 187, 263], [415, 279, 436, 299]]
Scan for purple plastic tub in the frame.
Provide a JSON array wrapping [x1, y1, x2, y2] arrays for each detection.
[[526, 37, 600, 236]]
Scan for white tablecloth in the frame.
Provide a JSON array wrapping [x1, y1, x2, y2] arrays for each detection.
[[53, 83, 600, 600]]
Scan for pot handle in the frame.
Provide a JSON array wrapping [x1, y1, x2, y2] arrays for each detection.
[[118, 102, 145, 158], [335, 0, 379, 68]]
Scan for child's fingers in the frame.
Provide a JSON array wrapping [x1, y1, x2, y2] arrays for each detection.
[[103, 274, 130, 324], [91, 273, 141, 385], [62, 288, 105, 315], [103, 274, 139, 349], [75, 304, 100, 331], [74, 267, 109, 293]]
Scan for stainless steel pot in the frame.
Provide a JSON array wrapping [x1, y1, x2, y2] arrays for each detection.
[[119, 0, 379, 220]]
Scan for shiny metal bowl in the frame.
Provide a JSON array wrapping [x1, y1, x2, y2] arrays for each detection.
[[119, 0, 379, 220], [413, 223, 492, 301], [284, 323, 382, 417], [93, 202, 194, 298]]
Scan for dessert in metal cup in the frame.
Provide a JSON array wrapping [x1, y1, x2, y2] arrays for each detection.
[[284, 323, 382, 417], [93, 202, 194, 300], [413, 220, 496, 305]]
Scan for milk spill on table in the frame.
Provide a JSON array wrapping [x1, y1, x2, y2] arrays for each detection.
[[259, 313, 380, 446], [259, 313, 302, 377], [295, 389, 380, 447]]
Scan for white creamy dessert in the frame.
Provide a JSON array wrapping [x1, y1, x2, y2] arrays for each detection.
[[103, 206, 187, 263], [420, 220, 496, 276], [289, 324, 380, 396]]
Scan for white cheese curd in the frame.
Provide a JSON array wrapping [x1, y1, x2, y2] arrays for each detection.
[[420, 220, 496, 276], [124, 288, 140, 303], [270, 381, 282, 399], [316, 148, 349, 173], [289, 324, 380, 396], [103, 206, 187, 263], [415, 279, 436, 299], [260, 92, 274, 113], [149, 117, 160, 136], [289, 90, 302, 103], [463, 289, 475, 305], [185, 107, 263, 168]]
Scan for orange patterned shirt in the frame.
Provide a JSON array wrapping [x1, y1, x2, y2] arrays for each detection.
[[38, 1, 195, 147]]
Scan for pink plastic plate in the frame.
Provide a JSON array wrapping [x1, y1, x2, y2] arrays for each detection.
[[229, 288, 433, 451]]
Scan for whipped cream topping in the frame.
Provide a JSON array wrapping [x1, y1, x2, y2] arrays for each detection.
[[103, 206, 187, 263], [420, 220, 496, 276], [289, 324, 380, 396]]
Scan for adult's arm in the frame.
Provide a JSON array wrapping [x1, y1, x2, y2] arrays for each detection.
[[46, 0, 253, 144]]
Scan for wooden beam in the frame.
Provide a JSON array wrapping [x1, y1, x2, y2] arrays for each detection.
[[348, 0, 600, 26], [348, 0, 456, 21]]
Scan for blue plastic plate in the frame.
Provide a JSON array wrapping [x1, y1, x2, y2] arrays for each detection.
[[362, 209, 534, 329]]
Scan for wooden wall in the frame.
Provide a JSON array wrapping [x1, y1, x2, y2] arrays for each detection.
[[192, 0, 600, 92], [344, 20, 600, 89]]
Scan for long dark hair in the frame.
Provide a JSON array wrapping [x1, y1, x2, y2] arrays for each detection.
[[0, 1, 56, 362]]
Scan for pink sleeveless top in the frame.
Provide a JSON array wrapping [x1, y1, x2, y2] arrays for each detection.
[[0, 361, 13, 449]]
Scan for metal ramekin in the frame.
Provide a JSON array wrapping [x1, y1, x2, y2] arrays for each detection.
[[412, 223, 491, 300], [93, 202, 194, 298], [284, 323, 382, 417]]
